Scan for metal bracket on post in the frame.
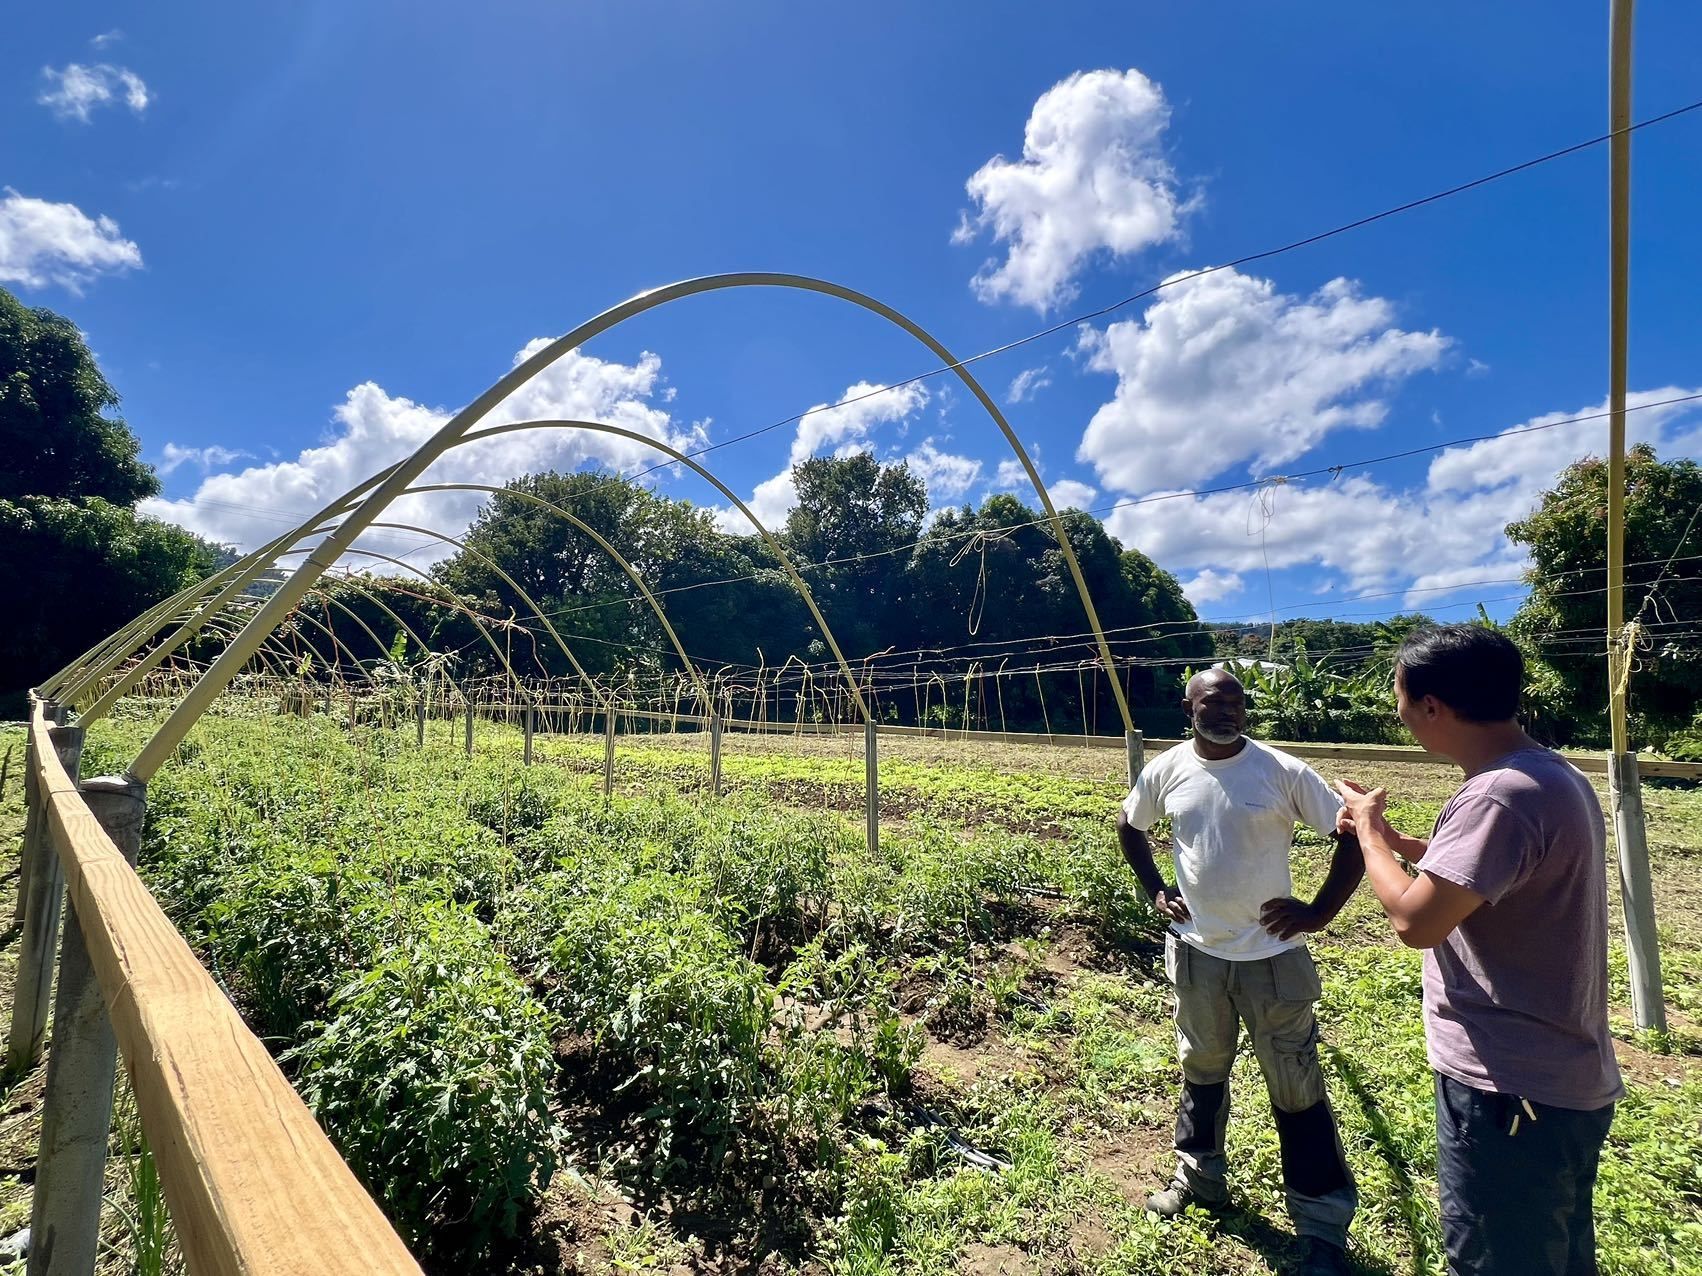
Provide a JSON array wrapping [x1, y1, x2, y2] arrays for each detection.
[[1125, 730, 1144, 790], [709, 713, 723, 797], [8, 724, 86, 1073], [601, 709, 617, 801], [1610, 752, 1666, 1032], [523, 701, 534, 766], [864, 719, 879, 857], [29, 775, 147, 1276]]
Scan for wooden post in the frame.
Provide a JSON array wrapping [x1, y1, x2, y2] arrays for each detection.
[[864, 719, 879, 857], [320, 684, 332, 715], [709, 712, 723, 797], [29, 775, 146, 1276], [464, 700, 474, 756], [8, 724, 85, 1072], [523, 701, 534, 766], [1125, 729, 1144, 790], [12, 729, 40, 924], [415, 696, 426, 747], [602, 709, 616, 801]]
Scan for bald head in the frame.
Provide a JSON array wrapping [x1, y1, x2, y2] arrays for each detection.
[[1186, 667, 1243, 701], [1183, 666, 1248, 747]]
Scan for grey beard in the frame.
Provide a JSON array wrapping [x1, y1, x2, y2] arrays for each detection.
[[1194, 723, 1242, 746]]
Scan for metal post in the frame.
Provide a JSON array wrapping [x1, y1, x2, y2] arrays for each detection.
[[464, 700, 474, 757], [1605, 0, 1664, 1031], [8, 723, 85, 1073], [864, 719, 879, 857], [29, 776, 146, 1276], [602, 709, 616, 801], [416, 696, 426, 747], [321, 684, 332, 715], [709, 712, 723, 797], [1125, 729, 1145, 790], [523, 701, 534, 766]]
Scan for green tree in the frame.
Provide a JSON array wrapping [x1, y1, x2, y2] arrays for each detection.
[[0, 288, 223, 714], [1506, 444, 1702, 746], [783, 453, 928, 658], [0, 290, 157, 504]]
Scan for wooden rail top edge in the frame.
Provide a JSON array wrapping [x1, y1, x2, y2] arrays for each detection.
[[29, 705, 421, 1276]]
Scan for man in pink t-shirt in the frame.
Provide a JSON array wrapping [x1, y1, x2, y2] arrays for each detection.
[[1338, 626, 1622, 1276]]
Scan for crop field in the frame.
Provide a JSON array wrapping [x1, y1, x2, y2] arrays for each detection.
[[1, 710, 1698, 1276]]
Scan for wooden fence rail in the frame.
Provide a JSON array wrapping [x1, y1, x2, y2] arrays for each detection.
[[20, 702, 420, 1275]]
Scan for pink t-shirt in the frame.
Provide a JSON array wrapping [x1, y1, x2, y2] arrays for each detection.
[[1419, 748, 1623, 1110]]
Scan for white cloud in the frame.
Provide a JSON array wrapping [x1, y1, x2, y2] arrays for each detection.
[[141, 343, 708, 564], [1181, 568, 1244, 606], [1078, 267, 1448, 493], [0, 190, 142, 292], [719, 381, 931, 532], [905, 441, 983, 503], [1105, 388, 1702, 604], [1046, 478, 1098, 511], [92, 31, 125, 49], [38, 63, 150, 122], [158, 444, 254, 475], [1006, 366, 1053, 404], [955, 68, 1190, 312]]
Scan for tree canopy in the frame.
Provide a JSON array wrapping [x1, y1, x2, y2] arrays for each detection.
[[1507, 443, 1702, 746], [0, 287, 223, 714]]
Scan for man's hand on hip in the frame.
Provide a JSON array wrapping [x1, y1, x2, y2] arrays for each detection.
[[1152, 886, 1191, 924], [1259, 896, 1328, 941]]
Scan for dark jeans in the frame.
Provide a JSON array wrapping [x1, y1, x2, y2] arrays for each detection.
[[1435, 1073, 1615, 1275]]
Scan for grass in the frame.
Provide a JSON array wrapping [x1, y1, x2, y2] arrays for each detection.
[[3, 709, 1700, 1275]]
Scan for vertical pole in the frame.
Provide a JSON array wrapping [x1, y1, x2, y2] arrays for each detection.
[[602, 707, 616, 801], [464, 700, 475, 757], [709, 712, 723, 797], [416, 696, 426, 747], [864, 719, 879, 857], [321, 684, 331, 715], [29, 776, 146, 1276], [1125, 729, 1145, 791], [1605, 0, 1663, 1032], [8, 723, 85, 1072], [523, 701, 535, 766], [12, 730, 40, 925]]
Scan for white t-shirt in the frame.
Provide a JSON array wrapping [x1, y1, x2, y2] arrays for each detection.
[[1121, 739, 1343, 961]]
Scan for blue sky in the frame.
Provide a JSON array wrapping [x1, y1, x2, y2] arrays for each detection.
[[8, 2, 1702, 631]]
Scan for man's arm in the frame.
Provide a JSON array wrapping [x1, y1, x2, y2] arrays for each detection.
[[1116, 808, 1190, 924], [1338, 780, 1484, 948], [1335, 778, 1431, 861], [1259, 832, 1365, 941]]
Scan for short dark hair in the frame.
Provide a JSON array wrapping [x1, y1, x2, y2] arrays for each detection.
[[1396, 625, 1523, 723]]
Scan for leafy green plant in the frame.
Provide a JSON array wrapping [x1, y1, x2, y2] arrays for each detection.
[[287, 912, 559, 1260]]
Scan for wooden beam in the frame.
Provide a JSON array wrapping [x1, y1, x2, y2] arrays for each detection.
[[30, 707, 420, 1276]]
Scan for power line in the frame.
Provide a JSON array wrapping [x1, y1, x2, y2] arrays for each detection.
[[622, 97, 1702, 483]]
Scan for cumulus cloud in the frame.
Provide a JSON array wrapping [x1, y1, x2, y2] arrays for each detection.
[[723, 381, 931, 531], [1006, 366, 1052, 404], [142, 343, 708, 565], [955, 68, 1190, 312], [0, 190, 142, 292], [1078, 267, 1448, 493], [1105, 388, 1702, 604], [158, 444, 254, 475], [1045, 478, 1099, 511], [92, 31, 125, 49], [986, 455, 1096, 513], [38, 63, 150, 122], [1181, 568, 1244, 606], [905, 441, 983, 503]]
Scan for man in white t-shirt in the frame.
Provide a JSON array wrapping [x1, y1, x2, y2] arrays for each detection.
[[1116, 668, 1363, 1276]]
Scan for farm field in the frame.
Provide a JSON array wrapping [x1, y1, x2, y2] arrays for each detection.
[[1, 710, 1699, 1276]]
